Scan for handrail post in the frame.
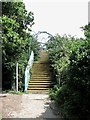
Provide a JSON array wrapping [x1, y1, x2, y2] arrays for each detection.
[[16, 63, 18, 92], [25, 68, 27, 92]]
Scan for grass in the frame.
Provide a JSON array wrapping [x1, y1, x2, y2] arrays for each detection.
[[2, 90, 31, 95], [0, 113, 2, 120]]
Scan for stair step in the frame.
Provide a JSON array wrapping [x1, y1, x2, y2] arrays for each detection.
[[28, 85, 50, 88], [32, 73, 51, 75], [27, 90, 49, 93], [33, 65, 50, 67], [31, 76, 51, 79], [29, 81, 51, 84], [32, 68, 50, 70], [29, 82, 51, 85], [33, 69, 50, 74], [28, 87, 50, 90], [33, 67, 49, 69], [30, 80, 51, 82], [33, 66, 50, 68], [33, 65, 50, 68], [33, 71, 50, 72], [30, 77, 51, 79], [33, 68, 49, 70], [33, 62, 49, 66], [32, 73, 50, 75], [31, 76, 51, 78], [32, 70, 50, 72], [31, 75, 51, 77]]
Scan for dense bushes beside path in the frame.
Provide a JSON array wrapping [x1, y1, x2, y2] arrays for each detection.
[[46, 24, 90, 119], [1, 1, 40, 90]]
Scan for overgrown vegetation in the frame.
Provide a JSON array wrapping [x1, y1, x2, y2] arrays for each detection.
[[1, 1, 40, 90], [46, 24, 90, 120]]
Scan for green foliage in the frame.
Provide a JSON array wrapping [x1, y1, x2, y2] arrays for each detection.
[[2, 2, 40, 90], [29, 36, 40, 61], [49, 85, 60, 100], [46, 25, 90, 119], [81, 23, 90, 39]]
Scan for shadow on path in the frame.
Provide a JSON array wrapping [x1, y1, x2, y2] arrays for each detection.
[[35, 98, 64, 120]]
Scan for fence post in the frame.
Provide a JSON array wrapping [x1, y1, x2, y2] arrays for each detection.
[[16, 63, 18, 92], [59, 78, 60, 86]]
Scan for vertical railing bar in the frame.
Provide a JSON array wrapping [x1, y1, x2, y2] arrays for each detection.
[[16, 63, 18, 92]]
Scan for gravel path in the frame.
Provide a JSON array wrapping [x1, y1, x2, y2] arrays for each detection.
[[0, 93, 63, 119]]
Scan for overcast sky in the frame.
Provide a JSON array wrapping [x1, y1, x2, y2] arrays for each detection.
[[23, 0, 89, 42]]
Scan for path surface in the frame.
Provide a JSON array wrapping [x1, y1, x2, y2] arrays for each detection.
[[0, 93, 63, 119]]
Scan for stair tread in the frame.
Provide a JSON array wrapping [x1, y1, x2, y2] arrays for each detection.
[[30, 81, 51, 83], [28, 88, 50, 90], [30, 77, 51, 78], [28, 85, 51, 87], [28, 87, 50, 88], [31, 73, 50, 74], [27, 90, 49, 93], [31, 76, 51, 77], [29, 82, 51, 84], [32, 74, 50, 77], [30, 80, 51, 81], [30, 80, 51, 82], [30, 78, 51, 80], [31, 76, 51, 78]]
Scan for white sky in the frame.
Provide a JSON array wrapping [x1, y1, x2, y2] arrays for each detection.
[[23, 0, 89, 42]]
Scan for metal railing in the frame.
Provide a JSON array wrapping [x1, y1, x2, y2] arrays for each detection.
[[24, 51, 34, 92]]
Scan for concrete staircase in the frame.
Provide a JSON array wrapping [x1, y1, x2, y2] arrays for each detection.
[[27, 50, 53, 93]]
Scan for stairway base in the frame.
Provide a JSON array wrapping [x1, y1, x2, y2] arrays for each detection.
[[27, 90, 50, 94]]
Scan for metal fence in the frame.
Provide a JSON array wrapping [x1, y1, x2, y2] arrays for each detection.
[[24, 51, 34, 92]]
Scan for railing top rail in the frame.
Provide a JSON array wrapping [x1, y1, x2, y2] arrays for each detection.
[[24, 51, 34, 92]]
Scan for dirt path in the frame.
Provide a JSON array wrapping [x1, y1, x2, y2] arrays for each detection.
[[0, 93, 22, 118], [0, 93, 62, 119]]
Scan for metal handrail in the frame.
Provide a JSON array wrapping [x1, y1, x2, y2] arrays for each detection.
[[24, 51, 34, 92]]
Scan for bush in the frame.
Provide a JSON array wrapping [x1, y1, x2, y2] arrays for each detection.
[[46, 24, 90, 119]]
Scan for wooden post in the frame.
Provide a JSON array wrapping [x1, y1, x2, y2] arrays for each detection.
[[16, 63, 18, 92]]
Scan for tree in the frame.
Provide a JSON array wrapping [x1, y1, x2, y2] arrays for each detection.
[[2, 1, 40, 90]]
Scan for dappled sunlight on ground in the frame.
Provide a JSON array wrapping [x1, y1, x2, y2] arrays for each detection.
[[1, 93, 63, 119]]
